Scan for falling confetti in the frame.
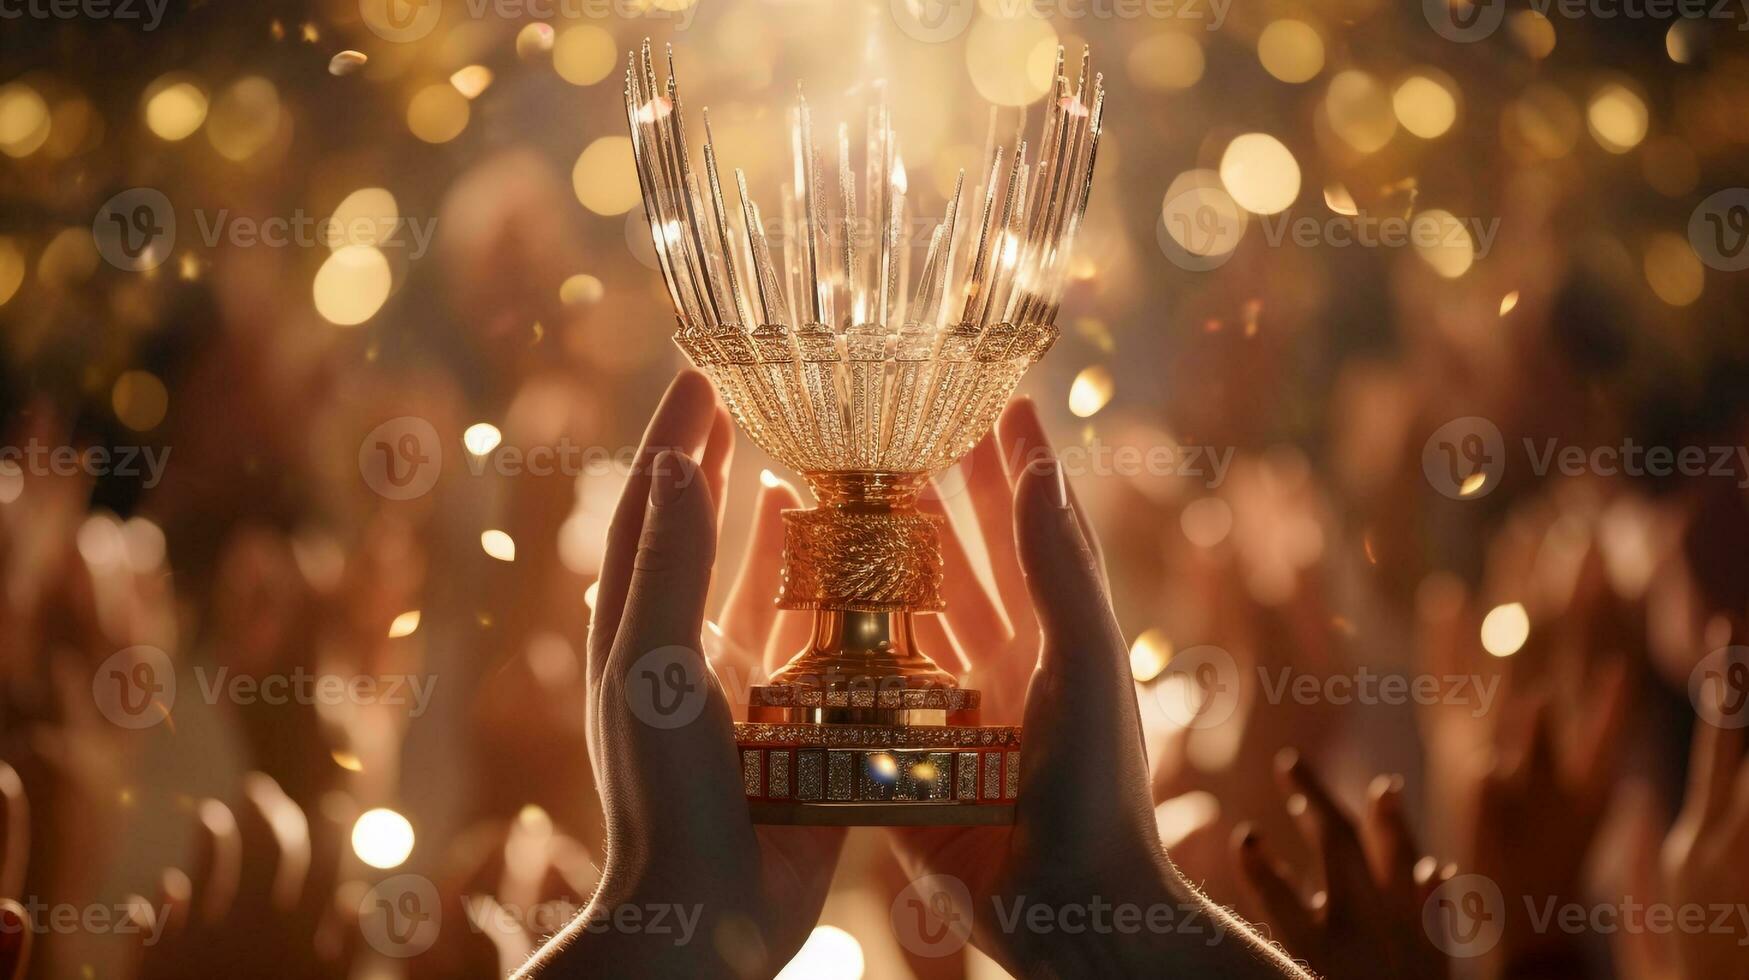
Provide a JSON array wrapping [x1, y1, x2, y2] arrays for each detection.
[[328, 50, 368, 76]]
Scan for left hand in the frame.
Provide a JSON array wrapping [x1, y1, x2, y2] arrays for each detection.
[[1233, 752, 1451, 979], [516, 371, 845, 979]]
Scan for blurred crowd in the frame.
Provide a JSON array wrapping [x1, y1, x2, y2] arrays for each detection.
[[3, 0, 1749, 977]]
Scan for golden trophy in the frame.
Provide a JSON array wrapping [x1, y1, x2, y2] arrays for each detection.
[[624, 42, 1103, 825]]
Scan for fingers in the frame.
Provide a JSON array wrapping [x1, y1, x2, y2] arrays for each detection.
[[189, 799, 242, 926], [1679, 713, 1743, 833], [914, 613, 970, 677], [999, 398, 1105, 578], [1232, 824, 1318, 958], [1011, 458, 1151, 843], [962, 432, 1029, 632], [918, 485, 1011, 658], [718, 475, 802, 685], [615, 451, 718, 667], [1362, 774, 1420, 905], [702, 406, 734, 529], [0, 762, 26, 900], [763, 610, 813, 678], [236, 773, 311, 913], [1275, 750, 1374, 917], [1014, 459, 1118, 663], [1575, 657, 1631, 812], [587, 371, 721, 690]]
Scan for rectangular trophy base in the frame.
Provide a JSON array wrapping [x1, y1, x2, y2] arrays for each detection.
[[749, 801, 1016, 826], [733, 721, 1022, 827]]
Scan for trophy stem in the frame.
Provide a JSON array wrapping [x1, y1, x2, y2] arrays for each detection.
[[769, 608, 957, 691], [769, 471, 959, 691]]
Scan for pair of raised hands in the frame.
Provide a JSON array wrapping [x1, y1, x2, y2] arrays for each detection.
[[515, 372, 1308, 979]]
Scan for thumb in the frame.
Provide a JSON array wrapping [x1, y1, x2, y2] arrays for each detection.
[[595, 451, 746, 857], [1012, 459, 1153, 846], [617, 449, 717, 659], [1015, 458, 1126, 693]]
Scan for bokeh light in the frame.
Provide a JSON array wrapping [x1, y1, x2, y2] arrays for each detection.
[[1480, 602, 1530, 657], [313, 246, 392, 325], [1324, 70, 1397, 154], [351, 808, 415, 869], [207, 76, 281, 162], [1220, 133, 1300, 215], [554, 25, 616, 86], [142, 75, 207, 141], [1644, 233, 1703, 307], [775, 925, 864, 980], [1068, 365, 1113, 417], [1257, 20, 1324, 84], [388, 610, 421, 638], [965, 13, 1057, 107], [1393, 72, 1458, 139], [0, 82, 50, 158], [0, 237, 23, 306], [1129, 628, 1172, 682], [560, 273, 605, 305], [1411, 210, 1475, 279], [463, 422, 503, 455], [1128, 33, 1204, 91], [1587, 81, 1648, 154], [572, 136, 640, 215], [112, 371, 169, 431], [481, 529, 516, 562], [407, 83, 469, 144]]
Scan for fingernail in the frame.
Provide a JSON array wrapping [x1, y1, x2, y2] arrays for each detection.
[[1048, 457, 1070, 509], [1233, 822, 1258, 851], [1369, 773, 1404, 806], [1274, 746, 1300, 776], [649, 450, 685, 508]]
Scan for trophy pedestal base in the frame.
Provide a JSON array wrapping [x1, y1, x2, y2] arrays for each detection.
[[733, 721, 1021, 827], [749, 801, 1015, 826]]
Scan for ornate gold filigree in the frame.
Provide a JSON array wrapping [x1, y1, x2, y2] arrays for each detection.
[[778, 508, 943, 612]]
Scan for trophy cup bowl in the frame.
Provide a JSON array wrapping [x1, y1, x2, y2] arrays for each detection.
[[624, 41, 1103, 825]]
